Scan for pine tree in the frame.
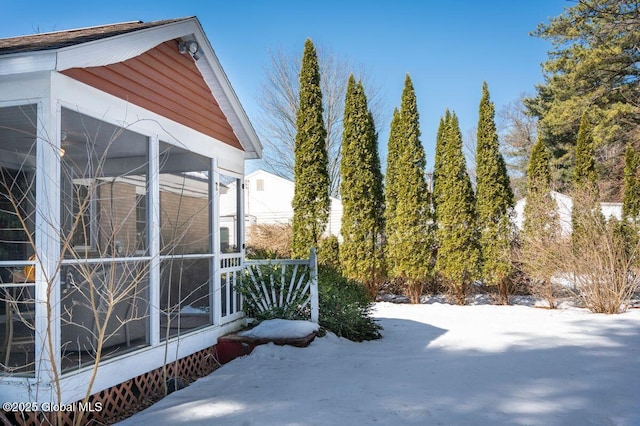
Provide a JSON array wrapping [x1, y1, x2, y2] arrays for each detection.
[[291, 39, 330, 258], [434, 111, 480, 304], [339, 75, 385, 293], [385, 75, 432, 303], [571, 113, 600, 247], [623, 143, 640, 224], [474, 82, 514, 303]]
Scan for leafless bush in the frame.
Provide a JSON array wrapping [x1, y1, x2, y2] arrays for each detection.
[[406, 280, 425, 305], [246, 223, 292, 258], [568, 220, 639, 313], [520, 190, 640, 313]]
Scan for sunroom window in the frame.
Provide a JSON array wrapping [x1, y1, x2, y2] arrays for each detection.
[[0, 104, 37, 377], [159, 142, 213, 339], [59, 108, 150, 372]]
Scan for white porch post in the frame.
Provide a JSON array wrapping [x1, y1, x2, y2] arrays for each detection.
[[148, 135, 160, 346], [212, 158, 221, 326], [309, 247, 319, 324], [34, 98, 61, 390]]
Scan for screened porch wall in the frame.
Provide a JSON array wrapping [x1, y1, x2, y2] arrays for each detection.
[[0, 98, 247, 383], [0, 103, 38, 376]]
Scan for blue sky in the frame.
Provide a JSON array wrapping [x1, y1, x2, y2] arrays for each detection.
[[1, 0, 567, 170]]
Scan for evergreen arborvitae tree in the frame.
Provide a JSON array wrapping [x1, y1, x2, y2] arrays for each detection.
[[522, 137, 561, 307], [434, 111, 480, 304], [385, 75, 432, 303], [339, 75, 385, 293], [523, 138, 556, 237], [571, 113, 600, 247], [291, 39, 330, 258], [474, 82, 515, 303], [431, 112, 449, 217], [384, 108, 402, 228], [623, 143, 640, 224]]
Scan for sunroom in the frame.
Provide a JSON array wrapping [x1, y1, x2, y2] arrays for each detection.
[[0, 17, 261, 405]]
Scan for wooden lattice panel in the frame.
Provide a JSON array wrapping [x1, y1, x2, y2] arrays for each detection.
[[1, 344, 221, 425]]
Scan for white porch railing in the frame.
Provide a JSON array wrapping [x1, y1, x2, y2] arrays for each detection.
[[243, 248, 319, 323], [220, 253, 244, 324]]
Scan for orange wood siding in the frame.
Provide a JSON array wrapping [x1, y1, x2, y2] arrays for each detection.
[[62, 40, 243, 150]]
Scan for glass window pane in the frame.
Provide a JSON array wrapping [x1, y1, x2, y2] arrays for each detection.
[[0, 104, 37, 376], [158, 142, 212, 339], [59, 108, 150, 371], [219, 174, 241, 253], [160, 258, 211, 340], [159, 143, 211, 255], [60, 107, 149, 257], [60, 260, 149, 372], [0, 104, 37, 263]]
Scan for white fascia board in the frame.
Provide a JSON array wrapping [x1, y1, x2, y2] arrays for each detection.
[[0, 71, 50, 101], [56, 19, 200, 71], [191, 21, 263, 160], [0, 51, 56, 76], [52, 72, 245, 174]]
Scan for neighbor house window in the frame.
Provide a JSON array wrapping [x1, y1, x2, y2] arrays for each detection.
[[135, 193, 146, 252], [68, 183, 97, 250], [219, 174, 242, 253]]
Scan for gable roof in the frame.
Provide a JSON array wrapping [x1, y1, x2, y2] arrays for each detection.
[[0, 17, 262, 159], [0, 19, 187, 54]]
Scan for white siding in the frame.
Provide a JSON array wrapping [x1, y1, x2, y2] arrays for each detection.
[[513, 191, 623, 236], [241, 170, 343, 240]]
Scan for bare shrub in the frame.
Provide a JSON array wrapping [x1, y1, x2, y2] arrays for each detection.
[[568, 218, 639, 313], [378, 277, 407, 296], [521, 190, 640, 313], [406, 279, 425, 305], [246, 223, 292, 258]]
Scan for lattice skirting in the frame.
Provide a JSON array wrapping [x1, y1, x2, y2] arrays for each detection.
[[2, 344, 221, 425]]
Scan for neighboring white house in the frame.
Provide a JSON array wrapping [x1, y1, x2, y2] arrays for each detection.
[[513, 191, 623, 235], [233, 169, 343, 240]]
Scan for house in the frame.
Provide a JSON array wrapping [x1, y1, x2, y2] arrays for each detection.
[[239, 169, 343, 240], [513, 191, 623, 235], [0, 17, 261, 417]]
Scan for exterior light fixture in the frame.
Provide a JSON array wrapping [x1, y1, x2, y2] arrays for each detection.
[[178, 40, 202, 60]]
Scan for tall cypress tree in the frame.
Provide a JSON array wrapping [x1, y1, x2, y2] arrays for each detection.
[[384, 108, 402, 228], [573, 113, 599, 197], [339, 76, 385, 292], [571, 113, 600, 246], [385, 75, 431, 303], [474, 82, 514, 302], [522, 136, 560, 307], [431, 112, 449, 217], [523, 138, 556, 237], [291, 39, 330, 258], [434, 111, 480, 304], [623, 143, 640, 224]]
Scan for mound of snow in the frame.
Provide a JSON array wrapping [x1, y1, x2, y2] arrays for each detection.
[[238, 319, 319, 339]]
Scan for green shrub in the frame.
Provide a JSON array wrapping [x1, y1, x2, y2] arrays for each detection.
[[318, 236, 340, 271], [318, 266, 382, 341]]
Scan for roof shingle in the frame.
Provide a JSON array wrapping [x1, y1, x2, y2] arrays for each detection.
[[0, 18, 191, 55]]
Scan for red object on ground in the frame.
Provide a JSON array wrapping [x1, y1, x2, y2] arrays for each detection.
[[216, 331, 317, 364]]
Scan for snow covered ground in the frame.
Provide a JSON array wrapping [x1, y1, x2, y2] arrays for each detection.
[[120, 302, 640, 425]]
